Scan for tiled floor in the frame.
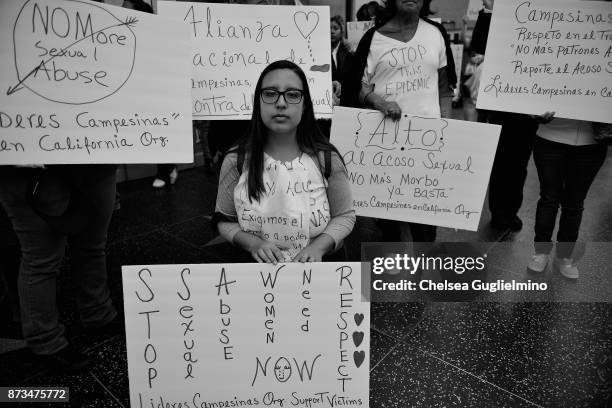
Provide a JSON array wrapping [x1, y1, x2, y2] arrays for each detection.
[[1, 148, 611, 407]]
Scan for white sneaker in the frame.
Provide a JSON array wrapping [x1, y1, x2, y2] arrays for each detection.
[[152, 178, 166, 188], [554, 258, 579, 279], [169, 168, 178, 185], [528, 254, 549, 272]]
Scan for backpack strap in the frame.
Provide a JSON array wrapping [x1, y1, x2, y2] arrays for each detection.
[[237, 148, 245, 176], [324, 150, 331, 180]]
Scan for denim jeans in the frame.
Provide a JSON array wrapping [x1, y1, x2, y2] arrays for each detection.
[[0, 165, 117, 355], [533, 137, 607, 258]]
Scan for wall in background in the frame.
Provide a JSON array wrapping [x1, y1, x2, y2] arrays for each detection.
[[431, 0, 472, 31], [308, 0, 345, 19]]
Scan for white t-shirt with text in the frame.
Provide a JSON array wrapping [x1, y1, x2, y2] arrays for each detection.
[[363, 19, 447, 118]]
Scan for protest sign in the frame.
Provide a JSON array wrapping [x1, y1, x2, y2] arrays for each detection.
[[0, 0, 193, 164], [122, 262, 369, 408], [347, 21, 374, 51], [158, 2, 332, 120], [477, 0, 612, 123], [331, 106, 501, 231]]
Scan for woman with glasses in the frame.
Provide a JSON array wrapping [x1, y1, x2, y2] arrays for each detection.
[[213, 60, 355, 263]]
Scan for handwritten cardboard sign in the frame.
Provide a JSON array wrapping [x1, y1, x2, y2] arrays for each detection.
[[331, 106, 501, 231], [122, 262, 370, 408], [0, 0, 193, 164], [347, 21, 374, 51], [158, 2, 332, 120], [477, 0, 612, 123]]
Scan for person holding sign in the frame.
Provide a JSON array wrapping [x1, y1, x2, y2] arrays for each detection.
[[471, 0, 538, 232], [0, 164, 120, 372], [341, 0, 455, 242], [528, 115, 608, 279], [331, 15, 353, 103], [213, 60, 355, 263]]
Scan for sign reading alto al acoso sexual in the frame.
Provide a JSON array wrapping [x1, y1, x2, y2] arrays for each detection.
[[331, 107, 501, 231]]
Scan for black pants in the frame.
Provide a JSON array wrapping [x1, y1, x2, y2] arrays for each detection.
[[0, 166, 117, 354], [156, 164, 176, 180], [377, 219, 437, 242], [488, 112, 538, 219], [533, 137, 607, 258]]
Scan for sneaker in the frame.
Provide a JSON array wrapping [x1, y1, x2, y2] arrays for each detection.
[[554, 258, 579, 279], [528, 253, 549, 272], [38, 344, 91, 373], [169, 168, 178, 185], [152, 178, 166, 188]]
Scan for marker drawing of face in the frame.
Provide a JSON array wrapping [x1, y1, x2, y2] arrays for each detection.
[[273, 357, 292, 382]]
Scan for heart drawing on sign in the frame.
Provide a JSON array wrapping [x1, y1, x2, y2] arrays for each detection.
[[354, 350, 365, 368], [354, 313, 364, 326], [294, 11, 319, 39], [353, 331, 364, 347]]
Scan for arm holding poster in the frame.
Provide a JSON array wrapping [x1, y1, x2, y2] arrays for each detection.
[[213, 61, 355, 264]]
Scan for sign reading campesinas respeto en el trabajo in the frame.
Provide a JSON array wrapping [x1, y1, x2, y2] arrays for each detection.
[[0, 0, 192, 164], [477, 0, 612, 123], [158, 2, 333, 120]]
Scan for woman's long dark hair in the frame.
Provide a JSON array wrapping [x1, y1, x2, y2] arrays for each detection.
[[375, 0, 433, 26], [229, 60, 343, 203]]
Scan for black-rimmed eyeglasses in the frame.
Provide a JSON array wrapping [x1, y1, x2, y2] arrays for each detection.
[[260, 88, 304, 104]]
